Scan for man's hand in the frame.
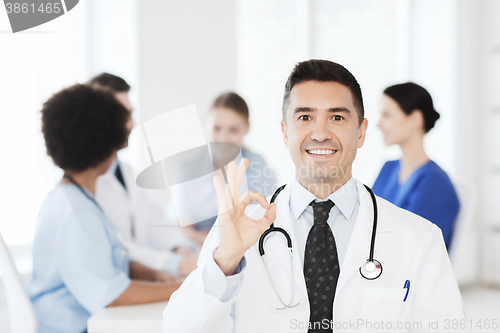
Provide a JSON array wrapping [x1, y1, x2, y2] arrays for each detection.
[[213, 159, 277, 276]]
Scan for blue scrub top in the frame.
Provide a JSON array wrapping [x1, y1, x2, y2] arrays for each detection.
[[29, 184, 131, 333], [372, 160, 460, 249]]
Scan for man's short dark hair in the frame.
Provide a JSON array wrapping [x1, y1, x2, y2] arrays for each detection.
[[41, 84, 129, 172], [282, 59, 364, 125], [88, 73, 130, 93]]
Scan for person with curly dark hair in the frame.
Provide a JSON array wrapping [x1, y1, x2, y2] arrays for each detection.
[[29, 84, 182, 333], [373, 82, 460, 249]]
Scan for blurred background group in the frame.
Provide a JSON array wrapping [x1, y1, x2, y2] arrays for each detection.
[[1, 0, 499, 331]]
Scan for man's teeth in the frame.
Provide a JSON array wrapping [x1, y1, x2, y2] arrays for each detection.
[[308, 149, 335, 155]]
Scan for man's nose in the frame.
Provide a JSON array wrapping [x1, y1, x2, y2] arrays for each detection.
[[310, 120, 332, 142]]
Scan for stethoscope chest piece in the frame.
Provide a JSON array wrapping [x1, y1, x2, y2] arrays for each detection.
[[359, 259, 383, 280]]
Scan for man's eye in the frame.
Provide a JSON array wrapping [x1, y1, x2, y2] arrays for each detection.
[[333, 115, 344, 121], [298, 115, 311, 121]]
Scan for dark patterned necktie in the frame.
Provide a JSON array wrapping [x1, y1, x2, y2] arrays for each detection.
[[304, 200, 339, 333]]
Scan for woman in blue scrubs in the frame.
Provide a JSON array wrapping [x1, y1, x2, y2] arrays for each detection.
[[373, 82, 459, 249], [30, 84, 181, 333]]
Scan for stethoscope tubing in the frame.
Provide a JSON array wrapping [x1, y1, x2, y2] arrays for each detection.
[[363, 184, 378, 262], [258, 184, 289, 256], [259, 182, 382, 286], [63, 174, 129, 251]]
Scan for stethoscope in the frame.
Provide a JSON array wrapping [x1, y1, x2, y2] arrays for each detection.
[[258, 183, 383, 311], [63, 174, 129, 255]]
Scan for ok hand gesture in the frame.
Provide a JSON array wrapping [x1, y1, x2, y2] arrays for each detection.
[[212, 159, 277, 276]]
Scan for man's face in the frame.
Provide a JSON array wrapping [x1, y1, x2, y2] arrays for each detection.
[[114, 91, 133, 148], [281, 81, 368, 187]]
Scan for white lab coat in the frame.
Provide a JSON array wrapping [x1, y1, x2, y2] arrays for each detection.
[[163, 179, 466, 332], [95, 160, 197, 272]]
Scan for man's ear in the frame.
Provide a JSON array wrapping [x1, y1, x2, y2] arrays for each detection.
[[281, 120, 289, 148], [357, 118, 368, 148]]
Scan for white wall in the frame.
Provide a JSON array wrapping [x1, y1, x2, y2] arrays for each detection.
[[0, 0, 140, 246], [408, 0, 457, 178], [236, 0, 299, 184], [0, 1, 88, 246], [138, 0, 236, 123], [454, 0, 480, 188], [478, 0, 500, 286], [136, 0, 236, 207], [452, 0, 481, 285], [87, 0, 140, 165]]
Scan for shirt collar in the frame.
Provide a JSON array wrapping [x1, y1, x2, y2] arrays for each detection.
[[289, 177, 358, 220]]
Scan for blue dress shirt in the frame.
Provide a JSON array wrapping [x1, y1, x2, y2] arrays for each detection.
[[372, 160, 459, 249]]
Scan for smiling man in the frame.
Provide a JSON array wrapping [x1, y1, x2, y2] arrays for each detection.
[[282, 77, 366, 199], [163, 60, 466, 333]]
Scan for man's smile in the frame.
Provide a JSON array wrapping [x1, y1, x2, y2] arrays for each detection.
[[305, 149, 338, 159]]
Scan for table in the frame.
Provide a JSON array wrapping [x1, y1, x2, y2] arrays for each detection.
[[87, 301, 168, 333]]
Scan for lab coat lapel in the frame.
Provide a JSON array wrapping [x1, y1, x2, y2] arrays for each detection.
[[335, 180, 396, 293], [95, 162, 132, 239], [263, 184, 307, 298]]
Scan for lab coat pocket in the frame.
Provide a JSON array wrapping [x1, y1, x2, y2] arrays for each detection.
[[361, 288, 406, 322]]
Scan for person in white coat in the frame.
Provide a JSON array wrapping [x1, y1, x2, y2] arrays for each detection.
[[163, 60, 466, 332], [88, 73, 199, 277]]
